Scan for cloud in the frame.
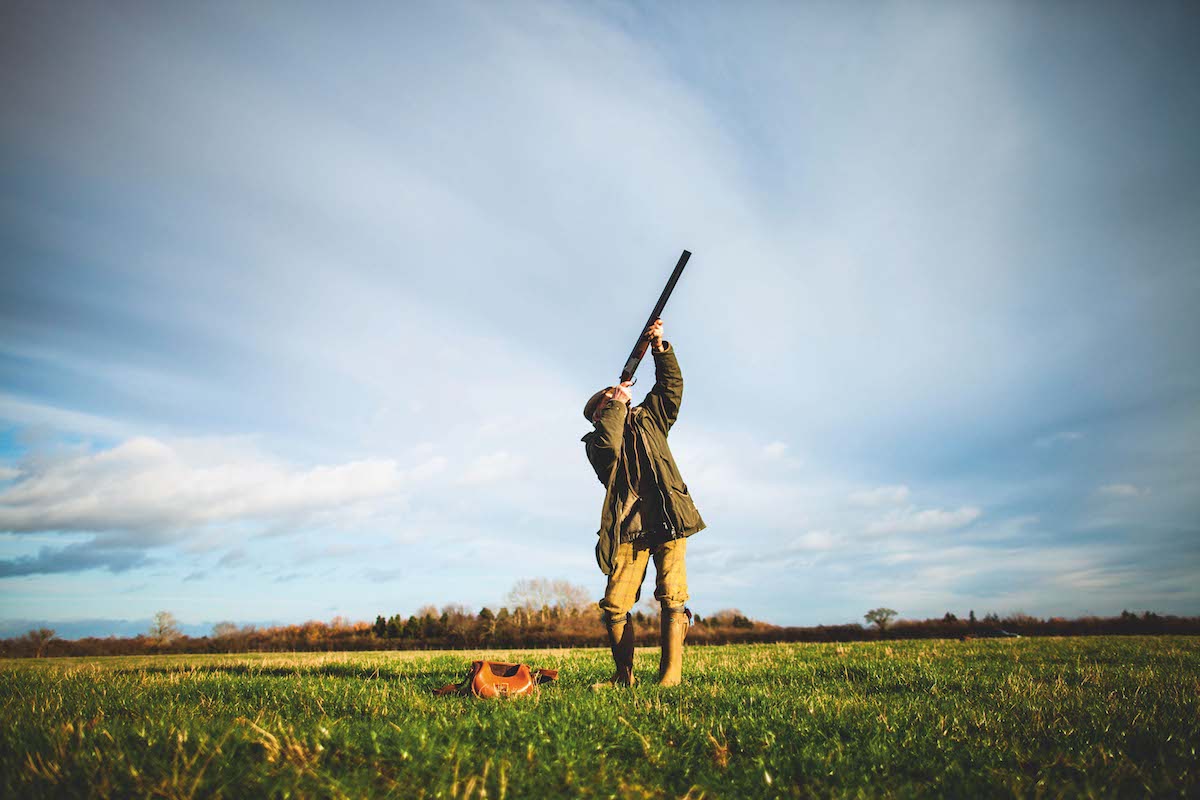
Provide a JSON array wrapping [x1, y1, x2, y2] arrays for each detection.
[[363, 567, 406, 583], [849, 485, 911, 507], [0, 542, 150, 577], [0, 436, 443, 537], [1097, 484, 1148, 498], [762, 441, 788, 460], [216, 548, 247, 568], [0, 466, 20, 481], [866, 506, 981, 535], [0, 393, 142, 442], [791, 529, 838, 551]]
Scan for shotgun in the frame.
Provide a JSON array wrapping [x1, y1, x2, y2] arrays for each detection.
[[619, 249, 691, 383]]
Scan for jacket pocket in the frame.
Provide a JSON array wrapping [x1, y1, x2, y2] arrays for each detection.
[[669, 486, 700, 530]]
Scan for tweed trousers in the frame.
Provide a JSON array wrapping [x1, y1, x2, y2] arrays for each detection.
[[598, 537, 688, 625]]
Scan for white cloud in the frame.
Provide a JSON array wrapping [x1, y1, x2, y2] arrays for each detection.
[[1097, 483, 1148, 498], [866, 505, 981, 535], [0, 466, 20, 482], [791, 529, 838, 551], [0, 436, 443, 536], [0, 392, 142, 441], [762, 441, 788, 460], [849, 485, 910, 507]]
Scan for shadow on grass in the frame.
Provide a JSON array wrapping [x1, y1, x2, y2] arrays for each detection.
[[113, 663, 456, 682]]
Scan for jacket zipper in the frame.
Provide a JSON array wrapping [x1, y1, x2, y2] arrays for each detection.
[[636, 416, 678, 539]]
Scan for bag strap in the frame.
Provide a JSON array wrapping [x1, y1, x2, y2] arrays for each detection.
[[433, 660, 485, 696], [532, 668, 559, 684]]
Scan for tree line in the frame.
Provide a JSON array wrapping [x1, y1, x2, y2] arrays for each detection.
[[5, 608, 1197, 659], [3, 579, 1197, 659]]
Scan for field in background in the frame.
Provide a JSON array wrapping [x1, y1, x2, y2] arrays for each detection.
[[3, 637, 1197, 798]]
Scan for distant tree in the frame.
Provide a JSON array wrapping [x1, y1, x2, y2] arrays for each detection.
[[372, 615, 387, 638], [506, 578, 592, 612], [943, 612, 958, 623], [478, 607, 496, 637], [968, 610, 977, 624], [23, 628, 56, 658], [709, 609, 747, 626], [551, 580, 593, 611], [732, 614, 754, 629], [864, 608, 898, 631], [424, 613, 446, 638], [386, 614, 403, 638], [635, 597, 660, 618], [212, 621, 239, 639], [507, 578, 554, 610], [150, 611, 182, 644]]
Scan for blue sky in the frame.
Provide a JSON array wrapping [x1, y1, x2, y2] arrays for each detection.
[[1, 1, 1198, 637]]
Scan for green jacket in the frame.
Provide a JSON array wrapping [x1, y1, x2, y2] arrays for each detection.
[[582, 342, 705, 575]]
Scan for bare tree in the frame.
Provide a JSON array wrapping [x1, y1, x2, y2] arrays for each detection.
[[506, 578, 592, 611], [211, 621, 239, 639], [864, 608, 898, 631], [150, 611, 182, 644], [635, 597, 660, 618], [23, 627, 56, 658], [506, 578, 555, 610]]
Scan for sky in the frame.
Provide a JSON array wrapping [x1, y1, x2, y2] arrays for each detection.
[[1, 1, 1198, 638]]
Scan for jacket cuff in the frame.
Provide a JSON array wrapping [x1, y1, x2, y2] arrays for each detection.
[[597, 401, 628, 423]]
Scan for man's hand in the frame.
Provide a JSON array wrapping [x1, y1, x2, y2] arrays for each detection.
[[644, 318, 665, 352], [593, 380, 634, 422], [611, 380, 634, 405]]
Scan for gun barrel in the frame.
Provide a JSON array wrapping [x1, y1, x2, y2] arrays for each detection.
[[619, 249, 691, 383]]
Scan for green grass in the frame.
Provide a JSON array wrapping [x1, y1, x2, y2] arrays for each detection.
[[2, 637, 1197, 798]]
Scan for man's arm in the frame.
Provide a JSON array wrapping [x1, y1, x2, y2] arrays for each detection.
[[584, 399, 627, 484], [640, 319, 682, 432]]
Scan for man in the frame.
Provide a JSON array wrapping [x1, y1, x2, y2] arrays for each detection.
[[582, 318, 705, 687]]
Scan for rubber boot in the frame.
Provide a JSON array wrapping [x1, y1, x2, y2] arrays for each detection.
[[594, 613, 636, 689], [656, 607, 690, 687]]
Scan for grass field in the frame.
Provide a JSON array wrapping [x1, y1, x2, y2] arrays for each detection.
[[2, 637, 1197, 798]]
